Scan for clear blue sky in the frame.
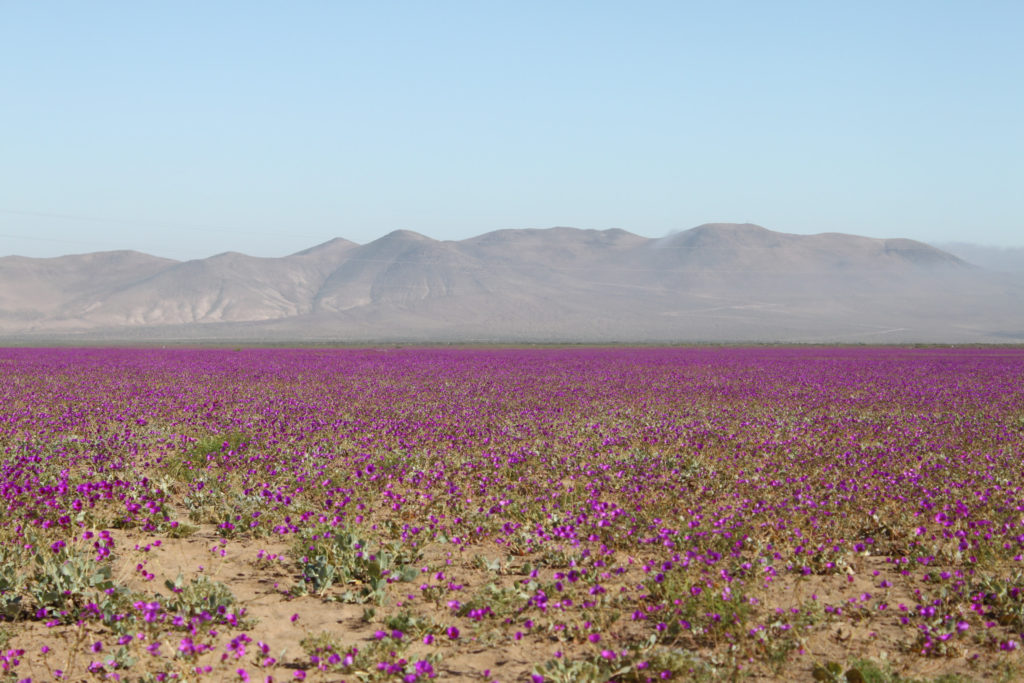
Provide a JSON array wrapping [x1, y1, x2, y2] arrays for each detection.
[[2, 1, 1022, 259]]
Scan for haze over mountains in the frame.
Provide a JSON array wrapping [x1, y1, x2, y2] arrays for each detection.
[[1, 223, 1022, 343], [936, 243, 1024, 274]]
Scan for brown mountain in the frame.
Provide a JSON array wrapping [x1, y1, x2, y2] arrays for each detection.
[[1, 224, 1020, 343]]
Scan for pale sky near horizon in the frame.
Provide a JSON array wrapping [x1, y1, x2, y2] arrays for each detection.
[[2, 1, 1022, 260]]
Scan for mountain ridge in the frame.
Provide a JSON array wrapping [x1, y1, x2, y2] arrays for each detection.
[[1, 224, 1019, 343]]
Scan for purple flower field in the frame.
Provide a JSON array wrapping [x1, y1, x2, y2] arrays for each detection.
[[1, 346, 1023, 681]]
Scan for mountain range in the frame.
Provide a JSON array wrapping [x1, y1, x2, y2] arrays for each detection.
[[2, 223, 1022, 343]]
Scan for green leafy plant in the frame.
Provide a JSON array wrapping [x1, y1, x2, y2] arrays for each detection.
[[163, 573, 256, 629], [0, 556, 26, 620], [31, 548, 115, 617], [293, 525, 421, 603]]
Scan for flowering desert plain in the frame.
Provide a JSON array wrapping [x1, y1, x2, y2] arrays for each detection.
[[1, 346, 1024, 682]]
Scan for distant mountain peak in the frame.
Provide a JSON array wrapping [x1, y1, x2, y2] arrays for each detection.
[[377, 229, 433, 242], [690, 222, 771, 232], [290, 237, 357, 257]]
